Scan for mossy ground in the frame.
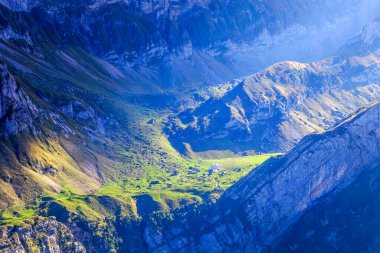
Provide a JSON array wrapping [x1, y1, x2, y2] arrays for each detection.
[[0, 207, 36, 226]]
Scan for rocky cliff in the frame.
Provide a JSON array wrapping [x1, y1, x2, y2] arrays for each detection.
[[0, 218, 86, 253], [0, 60, 37, 136], [271, 163, 380, 252], [0, 1, 379, 252], [0, 0, 378, 88], [145, 100, 380, 252]]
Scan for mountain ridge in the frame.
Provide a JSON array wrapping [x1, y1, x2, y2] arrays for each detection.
[[168, 19, 380, 155]]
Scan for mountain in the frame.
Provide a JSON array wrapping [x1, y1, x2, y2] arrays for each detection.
[[144, 100, 380, 252], [168, 18, 380, 155], [272, 165, 380, 252], [0, 0, 375, 210], [0, 1, 379, 252], [0, 0, 378, 89], [341, 17, 380, 55]]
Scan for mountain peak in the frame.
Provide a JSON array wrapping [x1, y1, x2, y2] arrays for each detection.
[[361, 17, 380, 44], [342, 17, 380, 55]]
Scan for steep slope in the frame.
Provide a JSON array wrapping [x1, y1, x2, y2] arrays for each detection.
[[0, 0, 267, 221], [1, 0, 375, 211], [0, 0, 378, 88], [0, 23, 160, 210], [271, 164, 380, 253], [0, 11, 241, 250], [0, 41, 166, 250], [341, 17, 380, 56], [145, 100, 380, 252], [0, 1, 379, 252], [169, 19, 380, 155], [0, 58, 106, 208]]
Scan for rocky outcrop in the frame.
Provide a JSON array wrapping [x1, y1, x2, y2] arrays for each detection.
[[59, 100, 107, 135], [0, 60, 37, 136], [146, 101, 380, 252], [0, 217, 86, 253]]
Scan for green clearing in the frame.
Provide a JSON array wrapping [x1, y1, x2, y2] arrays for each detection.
[[0, 152, 279, 227], [0, 207, 36, 226]]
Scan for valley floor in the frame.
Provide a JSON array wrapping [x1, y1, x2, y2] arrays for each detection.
[[0, 151, 280, 227]]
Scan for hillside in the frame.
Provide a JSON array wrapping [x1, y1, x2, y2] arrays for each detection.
[[0, 0, 375, 213]]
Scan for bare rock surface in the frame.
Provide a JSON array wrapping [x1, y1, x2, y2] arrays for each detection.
[[0, 218, 86, 253], [0, 60, 37, 136]]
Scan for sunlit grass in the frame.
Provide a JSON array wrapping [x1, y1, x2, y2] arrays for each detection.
[[0, 207, 36, 227]]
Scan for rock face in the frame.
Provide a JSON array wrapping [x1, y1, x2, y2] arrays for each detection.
[[0, 218, 86, 253], [0, 0, 379, 88], [271, 164, 380, 252], [168, 20, 380, 154], [0, 60, 37, 136], [145, 101, 380, 252]]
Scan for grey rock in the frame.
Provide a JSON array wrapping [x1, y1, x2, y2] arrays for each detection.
[[0, 218, 86, 253], [0, 59, 37, 136]]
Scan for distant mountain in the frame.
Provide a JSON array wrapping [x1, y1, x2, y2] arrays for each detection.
[[341, 17, 380, 55], [168, 18, 380, 155], [0, 0, 378, 88], [145, 100, 380, 252]]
